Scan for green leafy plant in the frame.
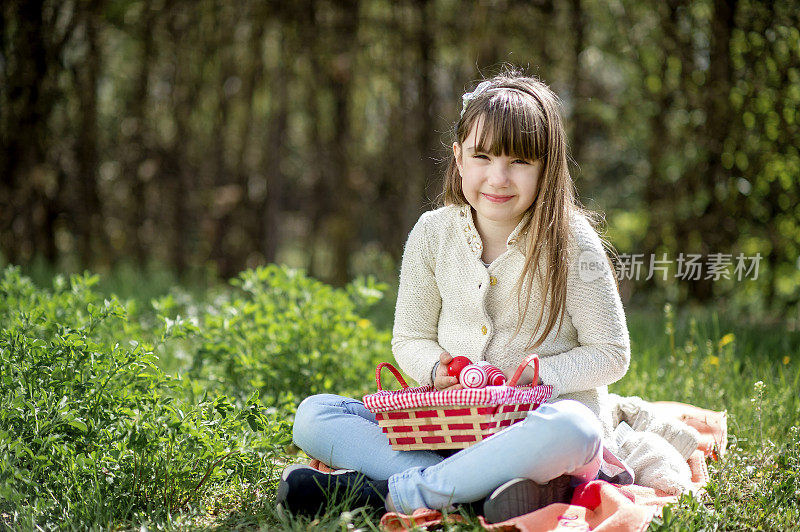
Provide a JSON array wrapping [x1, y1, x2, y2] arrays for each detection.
[[0, 266, 290, 528], [183, 265, 391, 407]]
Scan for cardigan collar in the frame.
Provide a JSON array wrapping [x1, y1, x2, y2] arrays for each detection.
[[457, 204, 531, 258]]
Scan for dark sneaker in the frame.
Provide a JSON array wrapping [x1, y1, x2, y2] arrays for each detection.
[[482, 474, 573, 524], [276, 464, 390, 516]]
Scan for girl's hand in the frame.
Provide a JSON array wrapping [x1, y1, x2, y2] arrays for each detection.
[[434, 352, 464, 391]]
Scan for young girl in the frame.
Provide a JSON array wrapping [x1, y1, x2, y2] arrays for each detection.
[[277, 68, 631, 522]]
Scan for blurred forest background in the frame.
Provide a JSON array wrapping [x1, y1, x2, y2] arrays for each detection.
[[2, 0, 799, 318]]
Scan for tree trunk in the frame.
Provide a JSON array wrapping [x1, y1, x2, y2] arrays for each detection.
[[166, 6, 200, 275], [253, 7, 283, 265], [210, 53, 236, 277], [0, 0, 52, 265], [641, 1, 679, 267], [415, 0, 438, 209], [301, 0, 329, 279], [684, 0, 738, 302], [327, 0, 358, 286], [568, 0, 587, 175], [74, 0, 105, 268], [125, 0, 156, 267]]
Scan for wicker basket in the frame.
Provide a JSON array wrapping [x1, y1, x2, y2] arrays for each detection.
[[363, 354, 553, 451]]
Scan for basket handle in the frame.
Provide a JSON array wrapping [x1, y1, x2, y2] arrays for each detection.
[[375, 362, 410, 391], [507, 353, 539, 387]]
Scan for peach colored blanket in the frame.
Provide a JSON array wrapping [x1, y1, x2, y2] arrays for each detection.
[[376, 401, 727, 532]]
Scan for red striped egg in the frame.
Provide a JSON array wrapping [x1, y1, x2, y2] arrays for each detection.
[[460, 364, 488, 388]]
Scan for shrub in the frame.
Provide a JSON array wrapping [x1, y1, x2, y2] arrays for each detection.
[[182, 265, 392, 407], [0, 267, 290, 528]]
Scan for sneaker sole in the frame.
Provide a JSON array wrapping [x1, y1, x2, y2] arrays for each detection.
[[275, 464, 359, 514], [280, 464, 357, 481], [483, 476, 572, 524]]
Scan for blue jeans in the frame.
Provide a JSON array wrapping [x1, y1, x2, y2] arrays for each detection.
[[292, 394, 603, 513]]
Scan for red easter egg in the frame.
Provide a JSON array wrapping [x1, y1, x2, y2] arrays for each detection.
[[476, 361, 506, 386], [484, 365, 507, 386], [447, 356, 472, 378]]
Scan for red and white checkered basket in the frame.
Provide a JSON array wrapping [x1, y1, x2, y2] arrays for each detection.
[[363, 354, 553, 451]]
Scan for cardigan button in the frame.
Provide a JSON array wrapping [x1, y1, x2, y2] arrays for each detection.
[[481, 325, 488, 335], [489, 276, 497, 286]]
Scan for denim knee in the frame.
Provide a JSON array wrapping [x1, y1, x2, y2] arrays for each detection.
[[292, 393, 339, 450], [522, 400, 602, 463], [546, 400, 603, 461]]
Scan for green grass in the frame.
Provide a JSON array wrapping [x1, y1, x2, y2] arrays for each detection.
[[194, 305, 800, 531], [160, 309, 799, 531], [2, 265, 798, 530], [624, 306, 800, 530], [203, 309, 800, 530]]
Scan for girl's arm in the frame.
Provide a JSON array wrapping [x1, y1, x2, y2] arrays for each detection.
[[391, 213, 447, 386], [537, 215, 631, 397]]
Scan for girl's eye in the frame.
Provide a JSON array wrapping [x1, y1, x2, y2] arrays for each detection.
[[473, 154, 489, 160], [512, 159, 529, 164]]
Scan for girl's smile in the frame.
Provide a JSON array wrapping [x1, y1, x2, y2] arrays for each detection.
[[482, 193, 514, 203]]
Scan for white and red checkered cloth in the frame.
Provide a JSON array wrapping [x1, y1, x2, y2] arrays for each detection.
[[364, 383, 554, 412]]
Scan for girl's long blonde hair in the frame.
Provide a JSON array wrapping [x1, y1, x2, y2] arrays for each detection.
[[440, 67, 619, 351]]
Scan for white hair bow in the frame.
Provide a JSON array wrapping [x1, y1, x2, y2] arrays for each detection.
[[460, 80, 493, 119]]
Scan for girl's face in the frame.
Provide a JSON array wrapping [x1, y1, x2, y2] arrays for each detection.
[[454, 121, 543, 229]]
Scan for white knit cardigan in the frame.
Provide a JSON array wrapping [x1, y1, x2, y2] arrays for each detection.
[[391, 204, 631, 433]]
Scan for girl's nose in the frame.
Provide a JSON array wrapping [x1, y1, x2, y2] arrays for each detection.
[[486, 163, 511, 187]]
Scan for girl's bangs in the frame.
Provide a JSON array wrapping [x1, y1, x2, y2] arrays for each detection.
[[471, 91, 547, 162]]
